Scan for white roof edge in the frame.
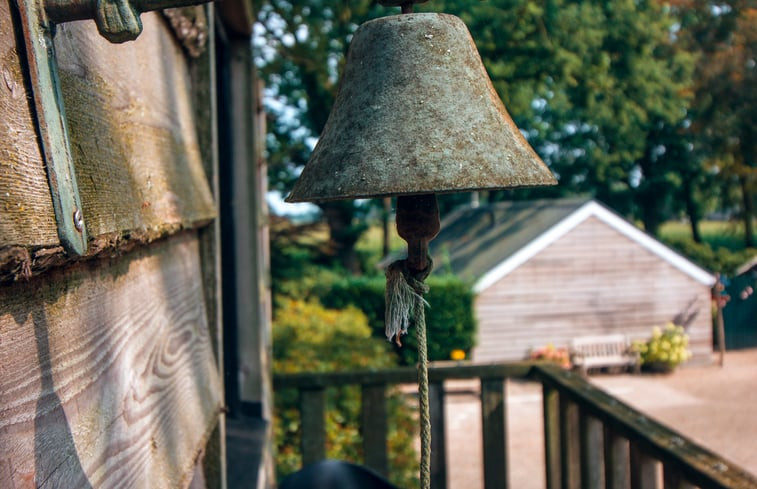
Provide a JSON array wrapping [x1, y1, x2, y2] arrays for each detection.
[[473, 200, 716, 293]]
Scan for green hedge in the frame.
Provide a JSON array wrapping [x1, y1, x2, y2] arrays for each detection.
[[319, 274, 477, 365], [661, 236, 756, 276]]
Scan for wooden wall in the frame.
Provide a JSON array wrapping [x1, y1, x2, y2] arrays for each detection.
[[1, 5, 227, 488], [473, 216, 713, 364], [0, 234, 222, 487]]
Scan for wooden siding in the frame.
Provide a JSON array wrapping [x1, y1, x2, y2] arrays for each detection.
[[0, 233, 222, 488], [0, 10, 214, 257], [473, 216, 713, 363]]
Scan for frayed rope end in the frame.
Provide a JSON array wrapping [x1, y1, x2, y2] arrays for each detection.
[[385, 259, 430, 345]]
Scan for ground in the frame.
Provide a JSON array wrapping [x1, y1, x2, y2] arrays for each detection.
[[443, 349, 757, 489]]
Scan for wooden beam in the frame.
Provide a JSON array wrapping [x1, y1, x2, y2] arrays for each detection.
[[604, 426, 630, 489], [429, 381, 447, 489], [630, 442, 660, 489], [559, 394, 581, 489], [361, 384, 389, 477], [579, 411, 604, 489], [299, 388, 326, 467], [481, 378, 508, 489], [543, 384, 562, 489]]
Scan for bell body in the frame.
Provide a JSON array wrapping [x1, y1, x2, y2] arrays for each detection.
[[286, 13, 556, 203]]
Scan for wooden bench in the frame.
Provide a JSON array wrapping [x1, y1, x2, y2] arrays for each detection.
[[570, 334, 640, 374]]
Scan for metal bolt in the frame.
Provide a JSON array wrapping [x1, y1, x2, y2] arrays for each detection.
[[73, 208, 84, 232]]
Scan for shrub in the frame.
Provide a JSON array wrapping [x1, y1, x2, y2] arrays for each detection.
[[661, 235, 756, 276], [273, 299, 419, 487], [319, 274, 477, 365], [632, 323, 692, 370]]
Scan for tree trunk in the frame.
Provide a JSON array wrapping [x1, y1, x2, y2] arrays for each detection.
[[739, 175, 755, 248], [319, 201, 365, 274], [682, 175, 702, 243]]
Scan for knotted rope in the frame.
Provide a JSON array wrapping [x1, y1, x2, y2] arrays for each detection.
[[386, 257, 433, 489]]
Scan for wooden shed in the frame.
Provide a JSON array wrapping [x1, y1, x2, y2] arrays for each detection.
[[1, 2, 272, 488], [430, 198, 716, 364]]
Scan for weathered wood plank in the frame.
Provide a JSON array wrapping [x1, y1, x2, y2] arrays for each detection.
[[0, 0, 59, 247], [560, 395, 581, 489], [630, 443, 661, 489], [0, 11, 215, 256], [543, 384, 562, 489], [662, 464, 696, 489], [0, 233, 222, 488], [429, 380, 447, 489], [579, 411, 604, 489], [54, 15, 215, 239], [604, 426, 631, 489], [481, 378, 508, 489], [361, 383, 388, 477], [299, 388, 326, 467]]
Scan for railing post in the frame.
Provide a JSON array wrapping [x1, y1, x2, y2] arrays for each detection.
[[299, 387, 326, 466], [579, 411, 604, 489], [630, 442, 660, 489], [662, 464, 696, 489], [604, 426, 630, 489], [361, 383, 389, 477], [429, 380, 447, 489], [481, 377, 508, 489], [543, 384, 562, 489], [559, 394, 581, 489]]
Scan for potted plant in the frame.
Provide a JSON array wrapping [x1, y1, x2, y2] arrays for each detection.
[[529, 343, 571, 369], [633, 323, 692, 373]]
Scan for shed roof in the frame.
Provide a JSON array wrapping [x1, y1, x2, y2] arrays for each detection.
[[430, 198, 716, 292]]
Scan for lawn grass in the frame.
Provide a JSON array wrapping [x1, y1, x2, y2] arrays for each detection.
[[659, 220, 757, 252]]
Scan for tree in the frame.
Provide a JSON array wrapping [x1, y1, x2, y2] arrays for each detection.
[[259, 0, 700, 245], [428, 0, 697, 234], [256, 0, 385, 272], [675, 1, 756, 246]]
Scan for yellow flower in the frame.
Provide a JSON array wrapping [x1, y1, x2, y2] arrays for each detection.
[[450, 349, 466, 361]]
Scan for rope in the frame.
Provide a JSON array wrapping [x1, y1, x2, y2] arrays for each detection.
[[385, 258, 432, 489]]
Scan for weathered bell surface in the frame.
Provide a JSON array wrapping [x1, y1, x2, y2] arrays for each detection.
[[286, 13, 557, 203]]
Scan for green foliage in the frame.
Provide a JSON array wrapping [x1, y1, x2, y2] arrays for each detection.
[[660, 233, 756, 276], [632, 323, 692, 369], [319, 274, 477, 365], [272, 299, 418, 487]]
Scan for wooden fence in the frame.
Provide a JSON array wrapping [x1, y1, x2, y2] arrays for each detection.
[[275, 362, 757, 489]]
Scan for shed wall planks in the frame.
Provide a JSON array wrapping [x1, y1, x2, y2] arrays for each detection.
[[0, 233, 223, 488], [473, 217, 713, 363]]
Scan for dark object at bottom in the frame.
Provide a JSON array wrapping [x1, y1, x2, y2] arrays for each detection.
[[279, 460, 399, 489]]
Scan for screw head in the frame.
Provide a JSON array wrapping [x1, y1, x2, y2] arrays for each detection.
[[73, 208, 84, 232]]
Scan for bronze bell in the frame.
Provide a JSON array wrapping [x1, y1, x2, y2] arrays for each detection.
[[285, 13, 556, 204]]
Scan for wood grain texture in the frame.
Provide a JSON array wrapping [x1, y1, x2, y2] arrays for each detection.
[[0, 233, 223, 488], [0, 0, 59, 247], [0, 9, 215, 252], [473, 217, 713, 363], [54, 14, 215, 239]]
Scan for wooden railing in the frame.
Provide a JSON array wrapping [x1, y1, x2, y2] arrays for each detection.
[[273, 363, 757, 489]]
